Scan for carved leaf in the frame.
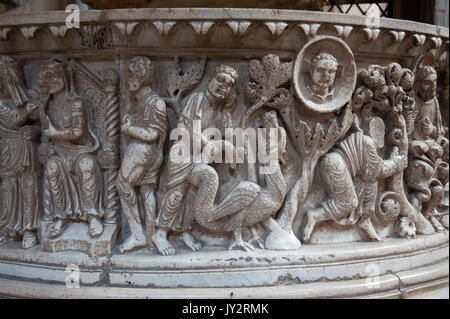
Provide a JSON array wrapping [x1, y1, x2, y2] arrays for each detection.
[[226, 20, 251, 35], [189, 21, 214, 36], [20, 26, 39, 39], [242, 54, 293, 128], [322, 119, 338, 149], [114, 22, 139, 36], [166, 57, 206, 109], [166, 57, 183, 97], [298, 23, 320, 37], [249, 59, 266, 87], [49, 25, 68, 38], [264, 22, 288, 36], [180, 59, 207, 92], [334, 25, 353, 40], [0, 28, 12, 41], [152, 21, 176, 35]]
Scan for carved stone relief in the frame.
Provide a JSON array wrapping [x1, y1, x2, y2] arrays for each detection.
[[0, 9, 448, 285], [293, 36, 357, 113], [0, 55, 41, 249]]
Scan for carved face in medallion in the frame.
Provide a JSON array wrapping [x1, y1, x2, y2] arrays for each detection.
[[293, 36, 356, 114], [310, 53, 338, 92]]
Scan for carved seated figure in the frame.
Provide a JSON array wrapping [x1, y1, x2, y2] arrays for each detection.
[[308, 52, 338, 104], [413, 66, 445, 141], [302, 128, 408, 242], [151, 65, 238, 255], [38, 61, 105, 238], [117, 57, 167, 253]]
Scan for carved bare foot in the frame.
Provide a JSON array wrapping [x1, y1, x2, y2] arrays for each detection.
[[228, 239, 255, 253], [249, 226, 265, 249], [89, 216, 104, 238], [358, 216, 382, 242], [151, 228, 176, 256], [430, 216, 445, 232], [302, 209, 322, 243], [119, 235, 147, 253], [180, 231, 202, 252], [50, 218, 70, 238], [22, 231, 38, 249]]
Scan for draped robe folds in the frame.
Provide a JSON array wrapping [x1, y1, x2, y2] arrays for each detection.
[[155, 91, 225, 232], [414, 97, 444, 141], [0, 100, 41, 238], [320, 132, 383, 225], [44, 96, 105, 221]]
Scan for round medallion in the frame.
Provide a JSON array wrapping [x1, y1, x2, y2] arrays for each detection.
[[293, 36, 357, 113]]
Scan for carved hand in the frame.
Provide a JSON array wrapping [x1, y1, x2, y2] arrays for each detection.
[[390, 147, 408, 171], [43, 122, 58, 138], [422, 118, 435, 137], [25, 101, 39, 114], [121, 114, 132, 134]]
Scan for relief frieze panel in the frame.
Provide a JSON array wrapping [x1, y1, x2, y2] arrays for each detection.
[[0, 10, 448, 261]]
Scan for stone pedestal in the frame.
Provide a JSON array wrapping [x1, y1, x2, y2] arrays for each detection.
[[41, 223, 118, 258]]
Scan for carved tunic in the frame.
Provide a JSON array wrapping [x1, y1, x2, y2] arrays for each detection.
[[128, 88, 167, 187], [45, 95, 104, 221], [320, 131, 383, 225], [156, 91, 224, 232], [414, 97, 444, 141]]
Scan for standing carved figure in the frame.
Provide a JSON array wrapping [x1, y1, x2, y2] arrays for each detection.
[[302, 128, 408, 242], [152, 65, 238, 255], [38, 61, 105, 238], [117, 57, 168, 253], [0, 55, 41, 249]]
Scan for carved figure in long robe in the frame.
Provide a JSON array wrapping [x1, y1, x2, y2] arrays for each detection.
[[152, 65, 238, 255], [302, 130, 407, 242], [38, 61, 105, 238], [0, 55, 41, 249]]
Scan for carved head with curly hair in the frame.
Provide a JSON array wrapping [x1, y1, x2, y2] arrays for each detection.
[[127, 56, 156, 92], [208, 64, 238, 101], [310, 52, 338, 90]]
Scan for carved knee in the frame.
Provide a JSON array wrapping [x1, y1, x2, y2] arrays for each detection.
[[348, 192, 359, 211]]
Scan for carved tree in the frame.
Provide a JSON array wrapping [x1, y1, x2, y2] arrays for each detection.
[[353, 62, 435, 235], [164, 57, 206, 118], [241, 54, 292, 129], [276, 103, 354, 234]]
